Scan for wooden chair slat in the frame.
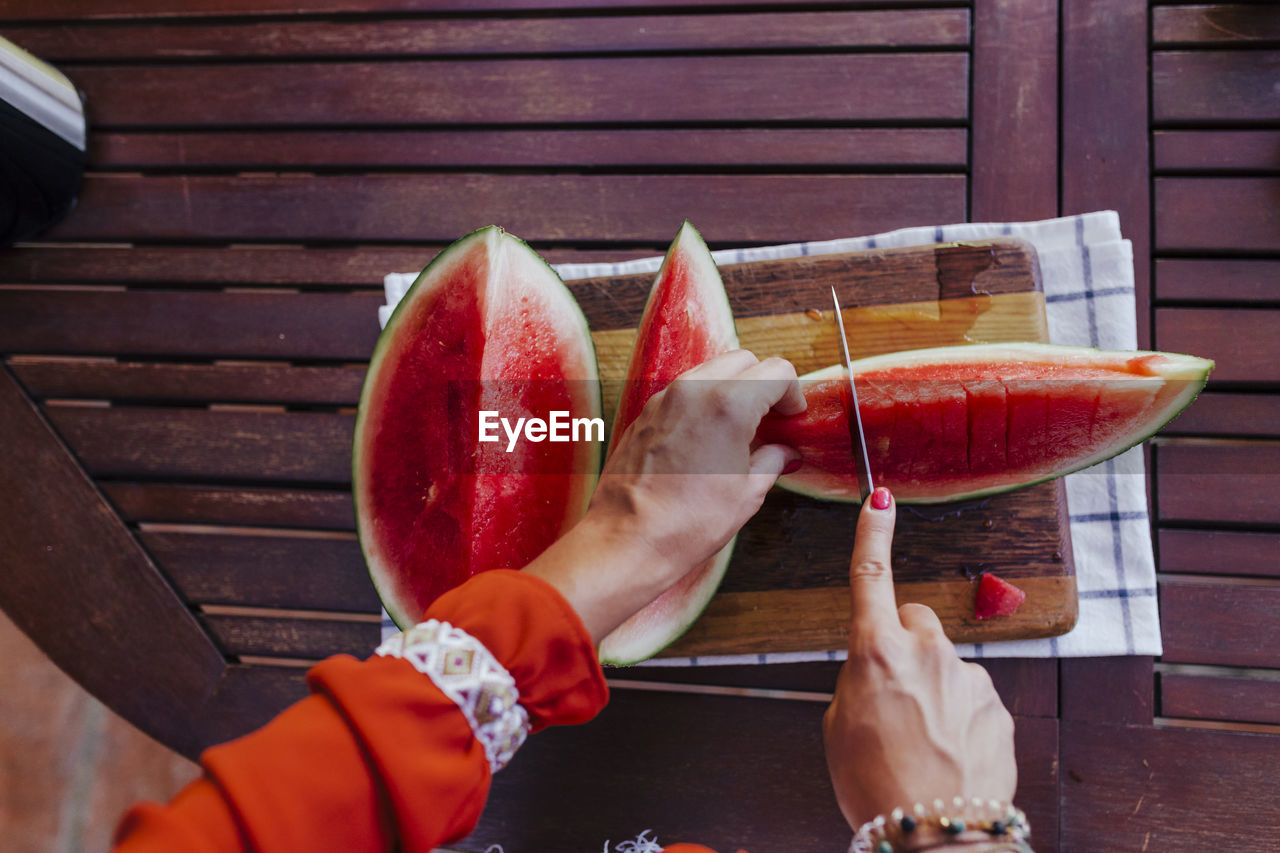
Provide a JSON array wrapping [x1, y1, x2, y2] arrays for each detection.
[[1155, 307, 1280, 383], [141, 531, 378, 612], [203, 612, 378, 660], [47, 173, 967, 245], [6, 10, 969, 61], [1157, 442, 1280, 526], [1160, 580, 1280, 668], [46, 407, 353, 483], [88, 128, 969, 171], [1161, 392, 1280, 439], [104, 482, 355, 530], [1155, 178, 1280, 252], [1161, 673, 1280, 726], [1159, 529, 1280, 578], [70, 55, 969, 128], [0, 291, 382, 359], [1154, 130, 1280, 172], [1154, 3, 1280, 45], [0, 0, 937, 23], [1061, 721, 1280, 851], [1156, 259, 1280, 303], [1153, 50, 1280, 123], [13, 359, 368, 406]]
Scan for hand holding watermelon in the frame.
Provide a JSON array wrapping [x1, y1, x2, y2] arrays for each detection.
[[526, 350, 805, 643], [822, 492, 1018, 830]]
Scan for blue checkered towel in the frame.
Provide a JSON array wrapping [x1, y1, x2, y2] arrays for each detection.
[[383, 211, 1160, 660]]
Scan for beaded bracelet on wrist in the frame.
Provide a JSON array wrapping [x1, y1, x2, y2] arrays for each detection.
[[850, 798, 1031, 853], [375, 619, 530, 772]]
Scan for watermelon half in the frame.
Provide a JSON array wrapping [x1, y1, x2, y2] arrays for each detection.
[[354, 226, 602, 628], [756, 343, 1212, 504], [597, 221, 739, 666]]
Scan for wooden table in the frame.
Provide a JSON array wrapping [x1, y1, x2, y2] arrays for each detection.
[[1, 2, 1277, 850]]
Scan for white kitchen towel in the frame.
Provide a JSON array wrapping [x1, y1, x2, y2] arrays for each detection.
[[381, 211, 1161, 660]]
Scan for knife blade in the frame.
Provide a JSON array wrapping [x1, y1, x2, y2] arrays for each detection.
[[830, 287, 875, 503]]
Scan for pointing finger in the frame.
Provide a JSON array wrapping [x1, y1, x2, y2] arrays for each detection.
[[848, 487, 898, 636]]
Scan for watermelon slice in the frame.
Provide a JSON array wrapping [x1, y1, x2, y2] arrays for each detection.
[[354, 227, 602, 628], [756, 343, 1212, 503], [974, 572, 1027, 620], [597, 221, 738, 666]]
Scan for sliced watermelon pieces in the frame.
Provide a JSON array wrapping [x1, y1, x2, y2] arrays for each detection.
[[756, 343, 1212, 504], [974, 572, 1027, 620], [354, 227, 602, 628], [598, 221, 738, 666]]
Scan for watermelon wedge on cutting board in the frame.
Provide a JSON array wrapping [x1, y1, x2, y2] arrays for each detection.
[[597, 221, 739, 665], [577, 238, 1109, 650]]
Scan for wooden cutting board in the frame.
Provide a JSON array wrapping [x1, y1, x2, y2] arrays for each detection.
[[567, 238, 1077, 655]]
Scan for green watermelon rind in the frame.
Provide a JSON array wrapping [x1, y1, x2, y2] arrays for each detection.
[[775, 342, 1213, 505], [353, 226, 603, 629], [597, 221, 739, 666]]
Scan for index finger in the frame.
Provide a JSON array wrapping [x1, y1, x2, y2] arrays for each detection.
[[848, 488, 898, 635], [734, 355, 807, 419]]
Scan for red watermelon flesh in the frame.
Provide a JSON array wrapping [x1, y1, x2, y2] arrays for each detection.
[[354, 227, 601, 628], [598, 222, 738, 666], [974, 572, 1027, 620], [756, 343, 1212, 504]]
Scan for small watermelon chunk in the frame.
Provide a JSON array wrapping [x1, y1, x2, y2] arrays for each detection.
[[974, 572, 1027, 620]]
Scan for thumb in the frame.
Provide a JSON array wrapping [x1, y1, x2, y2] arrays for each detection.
[[746, 443, 800, 498]]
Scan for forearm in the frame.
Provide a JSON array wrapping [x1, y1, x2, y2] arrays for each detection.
[[112, 571, 607, 853]]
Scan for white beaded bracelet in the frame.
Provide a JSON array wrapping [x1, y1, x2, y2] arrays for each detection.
[[375, 619, 530, 772], [850, 798, 1031, 853]]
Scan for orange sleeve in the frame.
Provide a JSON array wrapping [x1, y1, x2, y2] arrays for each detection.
[[111, 570, 608, 853]]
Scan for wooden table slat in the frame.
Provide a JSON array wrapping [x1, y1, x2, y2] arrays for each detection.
[[1060, 657, 1154, 725], [3, 9, 970, 61], [1156, 259, 1280, 303], [1154, 3, 1280, 45], [70, 55, 970, 128], [1155, 178, 1280, 252], [141, 530, 379, 613], [13, 359, 369, 405], [1156, 441, 1280, 527], [1160, 392, 1280, 438], [1155, 307, 1280, 383], [1062, 721, 1280, 852], [1160, 580, 1280, 668], [1162, 672, 1280, 726], [0, 0, 945, 22], [47, 174, 968, 244], [87, 128, 970, 171], [1154, 130, 1280, 172], [1159, 528, 1280, 577], [104, 482, 356, 530], [45, 406, 355, 483], [1153, 50, 1280, 123], [203, 612, 378, 660]]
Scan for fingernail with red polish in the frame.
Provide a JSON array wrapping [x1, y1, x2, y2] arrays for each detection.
[[781, 458, 803, 476], [871, 486, 892, 510]]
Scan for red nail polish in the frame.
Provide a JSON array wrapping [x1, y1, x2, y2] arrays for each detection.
[[781, 458, 803, 476], [871, 487, 892, 510]]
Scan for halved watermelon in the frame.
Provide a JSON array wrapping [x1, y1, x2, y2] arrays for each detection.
[[598, 221, 738, 666], [756, 343, 1212, 504], [354, 227, 602, 628]]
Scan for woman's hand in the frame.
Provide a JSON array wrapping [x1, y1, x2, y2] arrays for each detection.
[[822, 489, 1017, 830], [525, 350, 804, 643]]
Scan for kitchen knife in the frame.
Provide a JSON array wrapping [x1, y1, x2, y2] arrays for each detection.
[[830, 287, 875, 503]]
